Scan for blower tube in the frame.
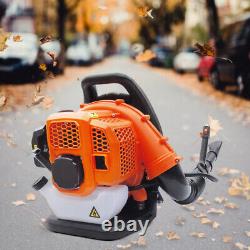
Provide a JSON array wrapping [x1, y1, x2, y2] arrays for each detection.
[[157, 140, 222, 205]]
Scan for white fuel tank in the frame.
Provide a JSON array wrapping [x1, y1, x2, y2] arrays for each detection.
[[39, 181, 128, 224]]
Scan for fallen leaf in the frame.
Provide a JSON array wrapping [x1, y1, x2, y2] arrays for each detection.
[[26, 193, 36, 201], [207, 208, 225, 215], [13, 35, 22, 42], [39, 64, 47, 71], [190, 232, 206, 238], [201, 217, 212, 224], [196, 197, 210, 206], [212, 221, 220, 229], [218, 167, 240, 176], [222, 235, 232, 243], [0, 95, 7, 108], [235, 242, 249, 250], [224, 202, 239, 209], [208, 115, 223, 137], [116, 244, 131, 249], [40, 35, 52, 44], [0, 131, 17, 147], [12, 200, 26, 206], [245, 231, 250, 237], [214, 196, 228, 204], [228, 173, 250, 200], [166, 231, 180, 240], [182, 205, 195, 211], [175, 216, 186, 226], [135, 236, 146, 246], [192, 212, 207, 218], [155, 231, 164, 237], [135, 49, 155, 63]]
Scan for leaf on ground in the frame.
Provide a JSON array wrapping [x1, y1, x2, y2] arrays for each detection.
[[116, 244, 131, 249], [207, 207, 225, 215], [182, 205, 195, 211], [192, 212, 207, 218], [135, 50, 155, 63], [190, 232, 206, 238], [201, 217, 212, 224], [0, 131, 17, 147], [235, 242, 249, 250], [222, 235, 233, 243], [39, 63, 47, 71], [26, 193, 36, 201], [218, 167, 240, 176], [224, 202, 239, 209], [214, 196, 228, 204], [40, 35, 53, 44], [208, 115, 223, 137], [12, 200, 26, 206], [0, 95, 7, 108], [155, 231, 164, 237], [196, 197, 210, 206], [212, 221, 220, 229], [175, 216, 186, 226], [166, 231, 180, 240], [245, 231, 250, 237], [13, 35, 22, 42], [132, 236, 146, 246], [228, 173, 250, 200]]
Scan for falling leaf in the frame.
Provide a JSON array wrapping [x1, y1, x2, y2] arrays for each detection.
[[222, 235, 232, 243], [0, 95, 7, 108], [218, 167, 240, 176], [13, 35, 22, 42], [116, 244, 131, 249], [137, 6, 153, 19], [212, 221, 220, 229], [190, 232, 206, 238], [214, 196, 228, 204], [175, 216, 186, 226], [166, 231, 180, 240], [208, 115, 223, 137], [155, 231, 164, 237], [245, 231, 250, 237], [235, 242, 249, 250], [0, 28, 10, 51], [41, 96, 54, 109], [39, 64, 47, 71], [207, 208, 225, 215], [26, 193, 36, 201], [192, 212, 207, 218], [12, 200, 26, 206], [194, 42, 215, 57], [182, 205, 195, 211], [135, 49, 155, 63], [40, 35, 52, 44], [224, 202, 239, 209], [228, 173, 250, 200]]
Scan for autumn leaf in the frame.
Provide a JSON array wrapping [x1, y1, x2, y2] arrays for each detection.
[[235, 242, 249, 250], [207, 207, 225, 215], [222, 235, 232, 243], [0, 95, 7, 108], [194, 42, 215, 57], [41, 96, 54, 109], [26, 193, 36, 201], [245, 231, 250, 237], [12, 200, 26, 206], [190, 232, 206, 238], [192, 212, 207, 218], [13, 35, 22, 42], [200, 217, 212, 225], [196, 197, 210, 206], [182, 204, 196, 211], [208, 115, 223, 137], [31, 95, 45, 106], [135, 49, 156, 63], [166, 231, 180, 240], [214, 196, 228, 204], [137, 6, 153, 19], [39, 63, 47, 71], [132, 236, 146, 246], [0, 28, 10, 52], [155, 231, 164, 237], [40, 35, 53, 44], [224, 202, 239, 209], [175, 216, 186, 226], [212, 221, 220, 229], [116, 244, 131, 249], [217, 167, 240, 176]]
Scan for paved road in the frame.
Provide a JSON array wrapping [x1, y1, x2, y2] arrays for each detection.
[[0, 57, 250, 250]]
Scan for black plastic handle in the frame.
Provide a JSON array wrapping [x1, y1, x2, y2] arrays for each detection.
[[81, 73, 162, 133]]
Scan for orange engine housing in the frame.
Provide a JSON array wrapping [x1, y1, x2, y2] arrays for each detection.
[[46, 99, 179, 197]]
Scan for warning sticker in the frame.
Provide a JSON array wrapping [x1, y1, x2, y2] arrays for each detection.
[[89, 112, 99, 118], [89, 206, 100, 218]]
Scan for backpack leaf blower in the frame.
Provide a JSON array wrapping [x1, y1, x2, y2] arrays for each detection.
[[32, 73, 222, 240]]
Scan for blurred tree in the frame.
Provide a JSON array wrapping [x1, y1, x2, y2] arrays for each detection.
[[134, 0, 186, 47], [0, 0, 6, 22], [205, 0, 220, 41]]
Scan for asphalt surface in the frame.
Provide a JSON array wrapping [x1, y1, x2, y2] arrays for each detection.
[[0, 56, 250, 250]]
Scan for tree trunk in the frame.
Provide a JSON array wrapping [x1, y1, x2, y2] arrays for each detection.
[[57, 0, 66, 44], [206, 0, 220, 40]]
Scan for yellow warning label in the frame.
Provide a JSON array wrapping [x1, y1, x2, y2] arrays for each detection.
[[90, 112, 99, 118], [89, 206, 100, 218]]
